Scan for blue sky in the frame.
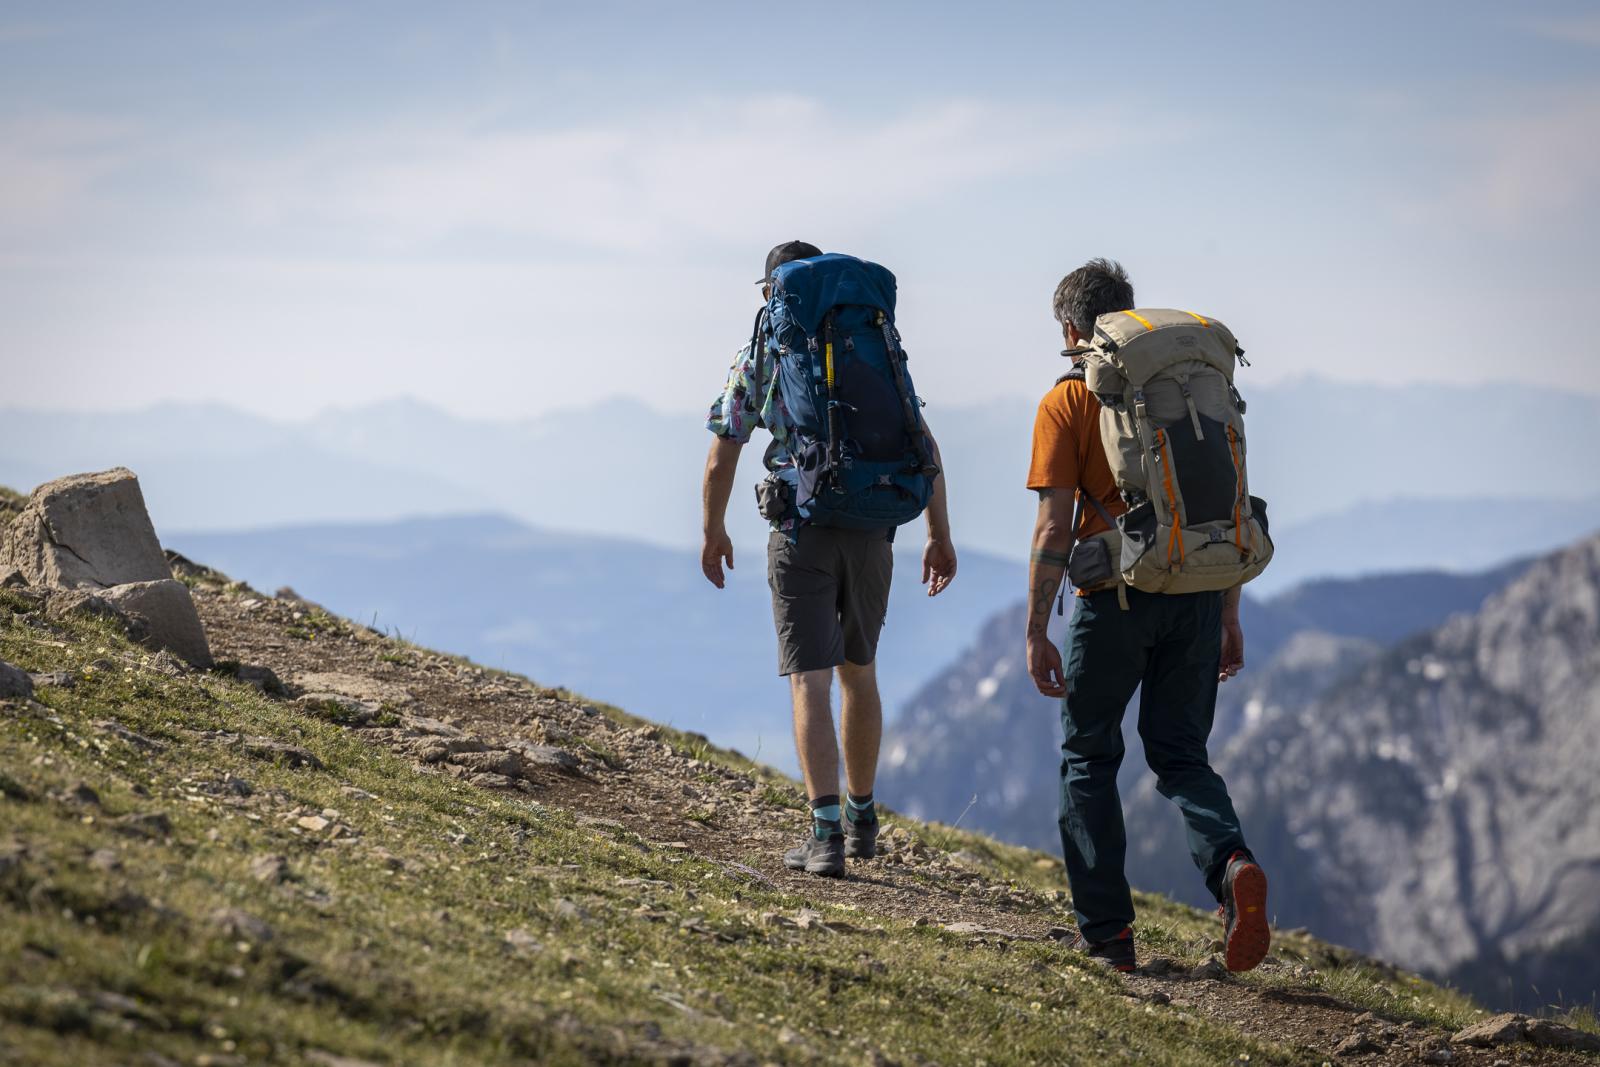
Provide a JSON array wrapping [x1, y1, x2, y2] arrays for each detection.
[[3, 1, 1598, 418]]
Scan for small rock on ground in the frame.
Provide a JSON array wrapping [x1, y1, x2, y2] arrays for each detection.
[[0, 658, 34, 700], [242, 738, 323, 770], [209, 907, 274, 942], [503, 928, 543, 954], [113, 812, 172, 838], [1333, 1032, 1383, 1057], [249, 854, 290, 883]]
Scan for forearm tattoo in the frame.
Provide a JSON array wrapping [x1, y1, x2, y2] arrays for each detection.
[[1030, 548, 1071, 567], [1028, 575, 1061, 637]]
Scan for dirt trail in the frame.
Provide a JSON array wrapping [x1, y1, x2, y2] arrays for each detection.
[[194, 578, 1592, 1067]]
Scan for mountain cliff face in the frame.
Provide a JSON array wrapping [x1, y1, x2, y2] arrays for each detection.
[[879, 545, 1599, 1008], [876, 576, 1469, 852], [1184, 535, 1600, 1008]]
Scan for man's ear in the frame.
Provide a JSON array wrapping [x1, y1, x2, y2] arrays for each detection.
[[1065, 323, 1085, 347]]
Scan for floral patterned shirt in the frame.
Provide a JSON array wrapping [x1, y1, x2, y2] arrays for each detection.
[[705, 340, 794, 467]]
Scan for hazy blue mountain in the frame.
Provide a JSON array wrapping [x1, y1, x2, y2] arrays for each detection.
[[0, 403, 495, 535], [1262, 556, 1533, 640], [170, 514, 1027, 774], [1250, 498, 1600, 595], [7, 377, 1599, 570]]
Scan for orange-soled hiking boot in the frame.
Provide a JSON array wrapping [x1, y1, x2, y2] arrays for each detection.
[[1220, 851, 1270, 972], [1067, 926, 1137, 973]]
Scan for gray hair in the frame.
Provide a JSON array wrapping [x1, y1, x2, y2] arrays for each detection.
[[1052, 258, 1135, 336]]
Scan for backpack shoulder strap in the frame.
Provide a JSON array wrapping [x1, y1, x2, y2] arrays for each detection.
[[748, 305, 769, 393], [1079, 487, 1117, 530], [1056, 352, 1091, 386]]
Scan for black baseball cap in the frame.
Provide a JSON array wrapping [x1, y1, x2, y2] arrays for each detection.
[[757, 240, 823, 284]]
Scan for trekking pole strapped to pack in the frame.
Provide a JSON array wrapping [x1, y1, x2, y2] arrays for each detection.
[[758, 253, 938, 533], [822, 312, 844, 475]]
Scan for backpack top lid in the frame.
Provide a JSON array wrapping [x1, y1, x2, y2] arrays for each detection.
[[770, 253, 897, 336], [1091, 308, 1240, 386]]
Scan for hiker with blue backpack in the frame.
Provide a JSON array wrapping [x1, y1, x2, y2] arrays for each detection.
[[701, 241, 957, 878], [1024, 259, 1274, 973]]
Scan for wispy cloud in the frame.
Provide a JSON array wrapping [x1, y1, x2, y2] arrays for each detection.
[[205, 96, 1083, 254], [0, 91, 1207, 267], [0, 95, 1126, 257], [0, 114, 143, 232], [1438, 93, 1600, 230], [1382, 90, 1600, 235]]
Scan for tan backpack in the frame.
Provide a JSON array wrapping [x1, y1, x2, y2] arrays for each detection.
[[1080, 308, 1273, 594]]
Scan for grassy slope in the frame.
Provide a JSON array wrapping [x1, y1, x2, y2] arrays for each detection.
[[0, 572, 1549, 1067]]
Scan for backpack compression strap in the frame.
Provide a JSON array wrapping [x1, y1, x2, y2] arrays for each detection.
[[876, 313, 938, 475]]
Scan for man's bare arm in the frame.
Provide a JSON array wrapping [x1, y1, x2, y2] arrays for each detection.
[[1219, 583, 1245, 682], [923, 430, 951, 543], [1026, 488, 1077, 696], [700, 437, 743, 588], [921, 428, 957, 595]]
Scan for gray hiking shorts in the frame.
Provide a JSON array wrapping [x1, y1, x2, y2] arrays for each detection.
[[766, 526, 894, 676]]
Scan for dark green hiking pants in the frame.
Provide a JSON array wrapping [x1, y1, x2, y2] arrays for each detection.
[[1057, 586, 1252, 942]]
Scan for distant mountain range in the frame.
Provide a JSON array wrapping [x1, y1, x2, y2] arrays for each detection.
[[170, 506, 1527, 782], [169, 514, 1031, 774], [878, 535, 1600, 1010], [5, 378, 1599, 584], [1254, 497, 1600, 594]]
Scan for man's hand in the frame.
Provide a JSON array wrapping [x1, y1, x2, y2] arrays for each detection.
[[1218, 617, 1244, 682], [700, 437, 742, 588], [922, 537, 957, 597], [1028, 633, 1067, 697], [701, 528, 734, 589]]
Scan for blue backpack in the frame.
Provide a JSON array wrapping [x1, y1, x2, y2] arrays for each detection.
[[750, 253, 938, 533]]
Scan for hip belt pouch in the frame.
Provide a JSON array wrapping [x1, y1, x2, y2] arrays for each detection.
[[1068, 533, 1115, 589], [756, 470, 797, 522]]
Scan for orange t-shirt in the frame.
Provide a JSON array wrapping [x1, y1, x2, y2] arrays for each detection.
[[1027, 374, 1127, 540]]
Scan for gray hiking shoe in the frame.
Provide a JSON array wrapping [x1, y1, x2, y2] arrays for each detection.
[[843, 812, 878, 859], [784, 829, 845, 877]]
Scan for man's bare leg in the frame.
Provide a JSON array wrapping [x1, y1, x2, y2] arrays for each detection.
[[836, 659, 882, 798], [784, 668, 847, 875], [789, 668, 838, 802]]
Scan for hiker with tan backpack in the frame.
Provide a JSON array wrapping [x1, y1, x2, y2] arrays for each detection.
[[1023, 258, 1273, 974]]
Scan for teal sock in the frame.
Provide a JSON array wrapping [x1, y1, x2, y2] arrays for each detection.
[[811, 795, 842, 839], [846, 792, 876, 823]]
